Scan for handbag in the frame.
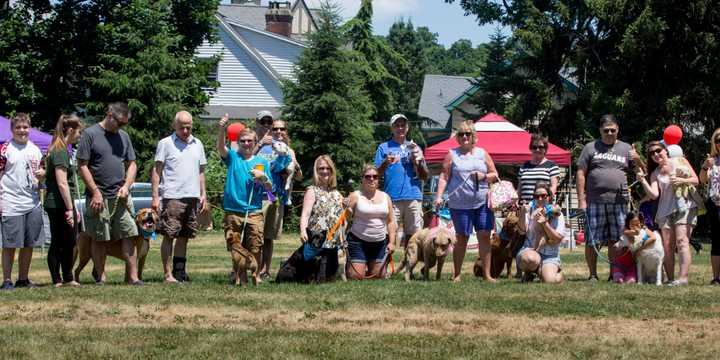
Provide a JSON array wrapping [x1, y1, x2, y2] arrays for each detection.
[[488, 180, 518, 211], [708, 165, 720, 206]]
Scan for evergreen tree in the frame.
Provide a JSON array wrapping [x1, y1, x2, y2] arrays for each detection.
[[282, 2, 374, 189], [344, 0, 404, 123], [472, 28, 512, 115]]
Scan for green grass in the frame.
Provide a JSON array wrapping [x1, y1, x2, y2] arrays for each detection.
[[1, 232, 719, 359]]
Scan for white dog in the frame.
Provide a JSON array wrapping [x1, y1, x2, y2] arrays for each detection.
[[615, 230, 664, 285]]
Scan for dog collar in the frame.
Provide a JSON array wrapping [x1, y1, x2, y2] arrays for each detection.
[[142, 229, 156, 241]]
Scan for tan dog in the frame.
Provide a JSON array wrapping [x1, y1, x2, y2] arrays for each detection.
[[473, 211, 525, 279], [74, 208, 158, 282], [403, 227, 455, 281], [227, 232, 258, 286]]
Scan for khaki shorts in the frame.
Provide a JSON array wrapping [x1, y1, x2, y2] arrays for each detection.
[[159, 198, 199, 238], [261, 200, 284, 240], [393, 200, 423, 237], [659, 208, 698, 229], [223, 211, 264, 255], [85, 197, 138, 242]]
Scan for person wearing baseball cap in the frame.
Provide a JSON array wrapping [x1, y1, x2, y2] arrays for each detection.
[[375, 114, 428, 266]]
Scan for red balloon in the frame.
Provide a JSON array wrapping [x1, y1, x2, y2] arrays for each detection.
[[227, 122, 245, 142], [663, 125, 683, 145]]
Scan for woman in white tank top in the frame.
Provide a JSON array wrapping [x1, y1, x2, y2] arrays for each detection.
[[345, 165, 397, 280], [638, 141, 700, 286]]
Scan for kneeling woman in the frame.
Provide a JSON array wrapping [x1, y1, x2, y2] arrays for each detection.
[[345, 165, 397, 280], [517, 182, 566, 283]]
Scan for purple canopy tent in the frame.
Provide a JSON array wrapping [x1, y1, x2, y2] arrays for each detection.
[[0, 115, 53, 154]]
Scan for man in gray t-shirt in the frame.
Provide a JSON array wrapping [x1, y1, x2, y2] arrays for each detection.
[[576, 114, 639, 281], [77, 102, 141, 285]]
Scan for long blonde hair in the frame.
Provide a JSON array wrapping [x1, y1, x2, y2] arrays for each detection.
[[49, 114, 84, 153], [312, 155, 337, 189], [710, 128, 720, 158]]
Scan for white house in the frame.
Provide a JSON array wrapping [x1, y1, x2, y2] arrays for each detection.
[[196, 1, 319, 120]]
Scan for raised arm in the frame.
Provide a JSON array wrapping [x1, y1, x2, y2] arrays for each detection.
[[216, 114, 229, 159]]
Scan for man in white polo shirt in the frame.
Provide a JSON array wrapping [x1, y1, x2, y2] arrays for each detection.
[[151, 111, 207, 283]]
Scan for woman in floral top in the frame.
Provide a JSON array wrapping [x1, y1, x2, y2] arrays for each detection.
[[299, 155, 344, 259]]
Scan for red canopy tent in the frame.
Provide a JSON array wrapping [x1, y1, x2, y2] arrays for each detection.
[[424, 113, 571, 166]]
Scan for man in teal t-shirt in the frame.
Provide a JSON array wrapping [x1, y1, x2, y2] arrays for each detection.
[[217, 114, 271, 285]]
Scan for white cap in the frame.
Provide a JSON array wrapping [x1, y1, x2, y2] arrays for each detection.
[[256, 110, 273, 121], [390, 113, 408, 126]]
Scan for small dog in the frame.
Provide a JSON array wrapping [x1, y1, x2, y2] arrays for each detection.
[[403, 227, 455, 281], [74, 208, 158, 282], [227, 232, 258, 286], [615, 230, 664, 285], [473, 211, 525, 278]]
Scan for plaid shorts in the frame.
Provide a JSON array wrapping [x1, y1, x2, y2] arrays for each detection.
[[585, 203, 627, 247]]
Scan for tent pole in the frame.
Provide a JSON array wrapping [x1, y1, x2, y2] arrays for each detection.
[[567, 160, 574, 250]]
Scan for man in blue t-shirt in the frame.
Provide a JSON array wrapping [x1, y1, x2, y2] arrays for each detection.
[[217, 114, 272, 285], [375, 114, 429, 249]]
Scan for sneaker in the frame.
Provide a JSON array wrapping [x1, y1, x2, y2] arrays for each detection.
[[14, 279, 38, 288], [131, 280, 144, 286], [259, 272, 271, 281], [710, 278, 720, 286], [0, 280, 14, 290], [668, 279, 688, 287], [588, 275, 599, 282]]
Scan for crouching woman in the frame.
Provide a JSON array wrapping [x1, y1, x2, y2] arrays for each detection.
[[516, 182, 566, 283], [345, 165, 396, 280]]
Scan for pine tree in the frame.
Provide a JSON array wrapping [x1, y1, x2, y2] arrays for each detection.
[[281, 2, 374, 189], [472, 28, 512, 115]]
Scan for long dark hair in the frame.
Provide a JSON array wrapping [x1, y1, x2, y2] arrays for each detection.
[[49, 114, 84, 153], [624, 211, 645, 230], [645, 140, 666, 176]]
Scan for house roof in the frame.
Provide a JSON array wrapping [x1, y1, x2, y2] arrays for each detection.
[[218, 1, 318, 42], [418, 74, 476, 128], [200, 105, 281, 120]]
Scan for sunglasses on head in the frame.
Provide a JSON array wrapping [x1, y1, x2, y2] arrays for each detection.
[[363, 174, 378, 180], [533, 193, 549, 199], [458, 132, 473, 138], [602, 128, 618, 134]]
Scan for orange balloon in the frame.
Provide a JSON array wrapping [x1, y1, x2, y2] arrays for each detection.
[[227, 122, 246, 142]]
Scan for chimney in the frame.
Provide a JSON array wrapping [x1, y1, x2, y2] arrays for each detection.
[[265, 1, 293, 37]]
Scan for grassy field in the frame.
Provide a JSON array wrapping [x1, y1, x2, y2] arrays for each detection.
[[1, 231, 719, 359]]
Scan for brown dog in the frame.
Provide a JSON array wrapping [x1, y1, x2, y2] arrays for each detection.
[[403, 227, 455, 281], [227, 232, 258, 286], [74, 208, 158, 282], [473, 211, 525, 279]]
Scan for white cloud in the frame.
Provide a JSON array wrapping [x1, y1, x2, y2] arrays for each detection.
[[304, 0, 419, 20]]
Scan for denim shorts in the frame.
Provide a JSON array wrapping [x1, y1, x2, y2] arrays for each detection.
[[517, 247, 562, 268], [449, 206, 494, 236], [347, 232, 387, 264]]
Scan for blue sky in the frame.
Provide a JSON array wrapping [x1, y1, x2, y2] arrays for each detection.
[[227, 0, 500, 47]]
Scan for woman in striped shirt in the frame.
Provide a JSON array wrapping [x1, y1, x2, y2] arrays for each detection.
[[518, 134, 560, 203]]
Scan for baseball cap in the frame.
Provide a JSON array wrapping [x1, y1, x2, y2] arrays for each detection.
[[256, 110, 273, 121], [390, 113, 408, 126]]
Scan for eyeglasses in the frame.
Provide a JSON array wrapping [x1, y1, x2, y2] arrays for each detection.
[[272, 127, 286, 132], [458, 132, 473, 138], [530, 145, 546, 151], [648, 148, 663, 155], [363, 174, 378, 180], [533, 193, 549, 199], [602, 128, 618, 134], [239, 139, 255, 144]]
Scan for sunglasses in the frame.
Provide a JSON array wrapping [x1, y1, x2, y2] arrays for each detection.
[[239, 139, 255, 144], [272, 127, 286, 132], [533, 193, 549, 199], [363, 174, 378, 180], [648, 148, 663, 155], [318, 166, 331, 171], [714, 138, 720, 144], [530, 145, 546, 151], [602, 128, 618, 134], [458, 132, 473, 138]]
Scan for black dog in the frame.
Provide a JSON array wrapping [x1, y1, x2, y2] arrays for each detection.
[[276, 244, 339, 284]]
